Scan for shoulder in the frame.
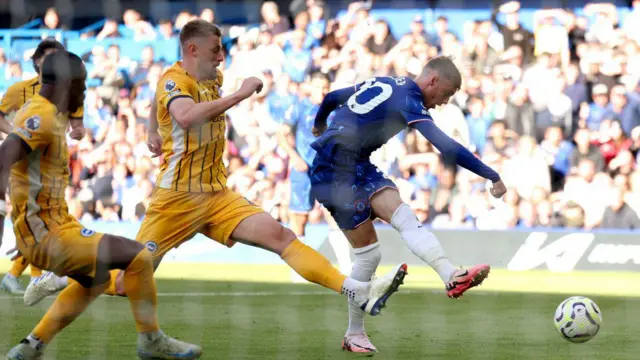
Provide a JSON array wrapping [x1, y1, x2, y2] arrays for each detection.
[[4, 79, 29, 96], [160, 64, 194, 90], [14, 98, 55, 132]]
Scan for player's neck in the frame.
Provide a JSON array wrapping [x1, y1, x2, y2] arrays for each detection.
[[39, 84, 69, 112], [181, 58, 206, 82]]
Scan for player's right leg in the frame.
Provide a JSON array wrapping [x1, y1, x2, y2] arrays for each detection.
[[1, 256, 28, 294], [340, 222, 382, 353], [370, 188, 490, 299]]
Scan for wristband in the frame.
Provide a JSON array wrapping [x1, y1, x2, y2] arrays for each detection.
[[0, 200, 6, 217]]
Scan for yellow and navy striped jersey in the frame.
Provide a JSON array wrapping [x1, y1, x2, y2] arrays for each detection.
[[9, 94, 73, 246], [0, 77, 83, 123], [155, 61, 227, 193]]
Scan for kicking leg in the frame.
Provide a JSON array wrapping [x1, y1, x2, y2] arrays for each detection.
[[371, 188, 489, 298], [230, 211, 406, 316]]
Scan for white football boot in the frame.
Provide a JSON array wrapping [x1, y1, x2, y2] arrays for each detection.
[[24, 271, 67, 306], [6, 340, 44, 360], [359, 263, 408, 316], [137, 332, 203, 359], [0, 274, 25, 295]]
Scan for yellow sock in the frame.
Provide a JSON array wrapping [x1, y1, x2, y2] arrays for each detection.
[[9, 256, 29, 277], [33, 281, 107, 343], [30, 265, 42, 278], [281, 239, 346, 293], [104, 270, 125, 296], [124, 249, 159, 333]]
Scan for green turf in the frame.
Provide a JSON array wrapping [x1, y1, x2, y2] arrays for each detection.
[[1, 276, 638, 360]]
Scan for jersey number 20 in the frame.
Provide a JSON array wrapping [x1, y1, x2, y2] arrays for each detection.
[[347, 78, 393, 115]]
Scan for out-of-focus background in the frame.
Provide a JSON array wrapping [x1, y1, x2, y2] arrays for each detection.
[[1, 0, 639, 230], [1, 1, 640, 359]]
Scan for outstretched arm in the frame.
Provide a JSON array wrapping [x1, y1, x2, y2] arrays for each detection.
[[412, 119, 502, 183], [313, 86, 356, 133]]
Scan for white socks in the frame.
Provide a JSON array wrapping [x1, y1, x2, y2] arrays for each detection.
[[346, 242, 381, 336], [391, 203, 456, 283], [26, 334, 45, 351]]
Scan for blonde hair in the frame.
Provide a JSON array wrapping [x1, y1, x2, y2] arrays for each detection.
[[179, 19, 222, 45]]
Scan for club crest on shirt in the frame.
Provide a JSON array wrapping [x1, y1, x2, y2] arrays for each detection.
[[165, 79, 177, 92], [145, 241, 158, 253], [81, 228, 95, 237], [25, 116, 41, 131]]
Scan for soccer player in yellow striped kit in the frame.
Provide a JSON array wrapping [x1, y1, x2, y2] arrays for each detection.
[[0, 50, 203, 359], [0, 39, 85, 295], [24, 19, 408, 336]]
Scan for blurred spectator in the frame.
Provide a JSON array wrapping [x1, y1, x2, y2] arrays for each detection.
[[261, 1, 291, 35], [600, 186, 640, 229], [492, 1, 534, 64], [42, 8, 63, 30], [1, 3, 638, 230], [200, 8, 215, 23], [603, 84, 640, 136], [570, 128, 605, 173]]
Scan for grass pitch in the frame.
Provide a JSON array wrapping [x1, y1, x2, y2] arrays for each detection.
[[1, 273, 639, 360]]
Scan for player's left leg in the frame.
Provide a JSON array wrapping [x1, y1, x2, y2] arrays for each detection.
[[370, 188, 490, 298]]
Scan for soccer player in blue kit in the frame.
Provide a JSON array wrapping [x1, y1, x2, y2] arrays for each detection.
[[310, 56, 508, 353]]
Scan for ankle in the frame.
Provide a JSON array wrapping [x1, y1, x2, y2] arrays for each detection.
[[25, 334, 46, 351]]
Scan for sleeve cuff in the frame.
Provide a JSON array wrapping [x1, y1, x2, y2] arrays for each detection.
[[166, 95, 193, 111]]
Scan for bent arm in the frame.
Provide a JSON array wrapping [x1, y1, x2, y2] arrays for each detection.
[[168, 93, 245, 129], [412, 120, 501, 182], [313, 87, 356, 129]]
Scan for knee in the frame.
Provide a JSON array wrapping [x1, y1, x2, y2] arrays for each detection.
[[271, 226, 297, 253]]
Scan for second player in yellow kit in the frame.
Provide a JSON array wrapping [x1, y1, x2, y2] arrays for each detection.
[[0, 39, 85, 294], [136, 62, 262, 261]]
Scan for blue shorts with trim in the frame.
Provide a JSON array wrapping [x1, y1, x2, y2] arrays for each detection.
[[289, 168, 314, 213], [310, 158, 396, 230]]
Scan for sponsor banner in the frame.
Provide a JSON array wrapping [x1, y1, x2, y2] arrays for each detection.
[[318, 227, 640, 272], [2, 220, 639, 272]]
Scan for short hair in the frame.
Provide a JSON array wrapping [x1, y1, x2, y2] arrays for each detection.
[[179, 19, 222, 45], [424, 55, 462, 91], [32, 39, 65, 72], [40, 50, 86, 85]]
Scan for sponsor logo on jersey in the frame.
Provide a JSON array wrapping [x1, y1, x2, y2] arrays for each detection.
[[25, 116, 41, 131]]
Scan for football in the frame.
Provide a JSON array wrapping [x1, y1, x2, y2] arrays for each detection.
[[554, 296, 603, 343]]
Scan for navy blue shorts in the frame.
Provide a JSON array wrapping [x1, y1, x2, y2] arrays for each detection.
[[289, 168, 314, 213], [310, 159, 397, 230]]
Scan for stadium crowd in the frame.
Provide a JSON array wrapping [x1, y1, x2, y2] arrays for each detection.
[[1, 0, 640, 230]]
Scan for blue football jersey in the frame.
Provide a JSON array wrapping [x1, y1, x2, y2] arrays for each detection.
[[284, 98, 334, 165], [311, 76, 431, 162]]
